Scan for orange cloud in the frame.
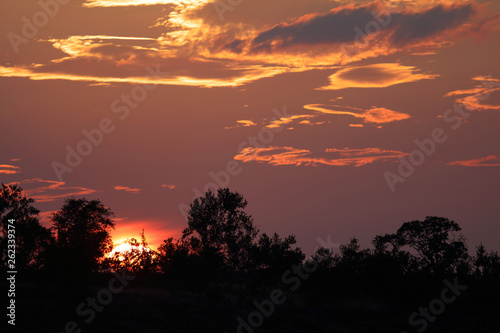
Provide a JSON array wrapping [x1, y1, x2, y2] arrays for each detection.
[[225, 120, 257, 129], [6, 179, 98, 203], [447, 155, 500, 167], [0, 164, 21, 175], [445, 76, 500, 112], [82, 0, 203, 7], [0, 61, 291, 88], [304, 103, 410, 124], [265, 115, 317, 129], [1, 2, 496, 89], [237, 120, 257, 127], [318, 63, 438, 90], [0, 32, 296, 88], [234, 146, 407, 167], [114, 186, 144, 193], [161, 184, 176, 189]]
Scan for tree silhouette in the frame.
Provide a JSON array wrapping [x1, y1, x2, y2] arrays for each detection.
[[311, 246, 337, 270], [51, 197, 115, 273], [473, 243, 500, 279], [0, 184, 53, 270], [250, 232, 305, 274], [336, 237, 371, 275], [372, 233, 417, 274], [157, 237, 191, 274], [182, 188, 258, 271], [392, 216, 468, 273]]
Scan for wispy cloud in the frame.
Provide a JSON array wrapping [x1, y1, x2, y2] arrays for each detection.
[[0, 164, 21, 175], [265, 115, 319, 129], [6, 179, 98, 203], [82, 0, 203, 7], [445, 76, 500, 112], [447, 155, 500, 167], [304, 103, 410, 124], [224, 120, 257, 129], [161, 184, 176, 189], [114, 186, 144, 193], [234, 146, 407, 167]]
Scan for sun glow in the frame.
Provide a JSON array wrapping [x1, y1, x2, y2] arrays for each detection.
[[109, 241, 148, 261]]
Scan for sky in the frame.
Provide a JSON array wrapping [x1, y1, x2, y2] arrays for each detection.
[[1, 0, 499, 254]]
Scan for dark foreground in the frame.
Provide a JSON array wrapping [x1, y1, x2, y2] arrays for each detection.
[[5, 271, 500, 333]]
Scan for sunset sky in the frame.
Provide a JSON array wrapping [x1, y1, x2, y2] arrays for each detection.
[[1, 0, 499, 253]]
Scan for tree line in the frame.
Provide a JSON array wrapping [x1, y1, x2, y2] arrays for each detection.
[[1, 184, 499, 285]]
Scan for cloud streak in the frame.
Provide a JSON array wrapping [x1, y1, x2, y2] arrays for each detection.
[[234, 146, 407, 167], [265, 115, 319, 129], [447, 155, 500, 167], [114, 186, 144, 193], [83, 0, 209, 7], [0, 164, 21, 175], [304, 103, 410, 124], [445, 76, 500, 112], [6, 179, 98, 203], [224, 120, 258, 129]]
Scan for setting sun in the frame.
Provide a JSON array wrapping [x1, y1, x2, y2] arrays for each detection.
[[109, 240, 149, 260]]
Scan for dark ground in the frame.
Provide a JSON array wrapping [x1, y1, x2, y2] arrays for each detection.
[[4, 272, 500, 333]]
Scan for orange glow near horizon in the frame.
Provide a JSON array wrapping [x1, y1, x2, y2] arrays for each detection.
[[110, 221, 182, 250]]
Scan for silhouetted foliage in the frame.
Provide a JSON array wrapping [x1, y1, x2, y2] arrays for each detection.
[[250, 232, 305, 275], [51, 197, 115, 274], [0, 183, 53, 270], [391, 216, 468, 273], [473, 243, 500, 279], [372, 233, 418, 275], [157, 237, 191, 274], [311, 246, 337, 270], [182, 188, 259, 271], [336, 237, 371, 274]]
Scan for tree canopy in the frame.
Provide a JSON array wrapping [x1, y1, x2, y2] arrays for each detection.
[[51, 197, 115, 273], [0, 184, 53, 270], [182, 188, 259, 270]]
